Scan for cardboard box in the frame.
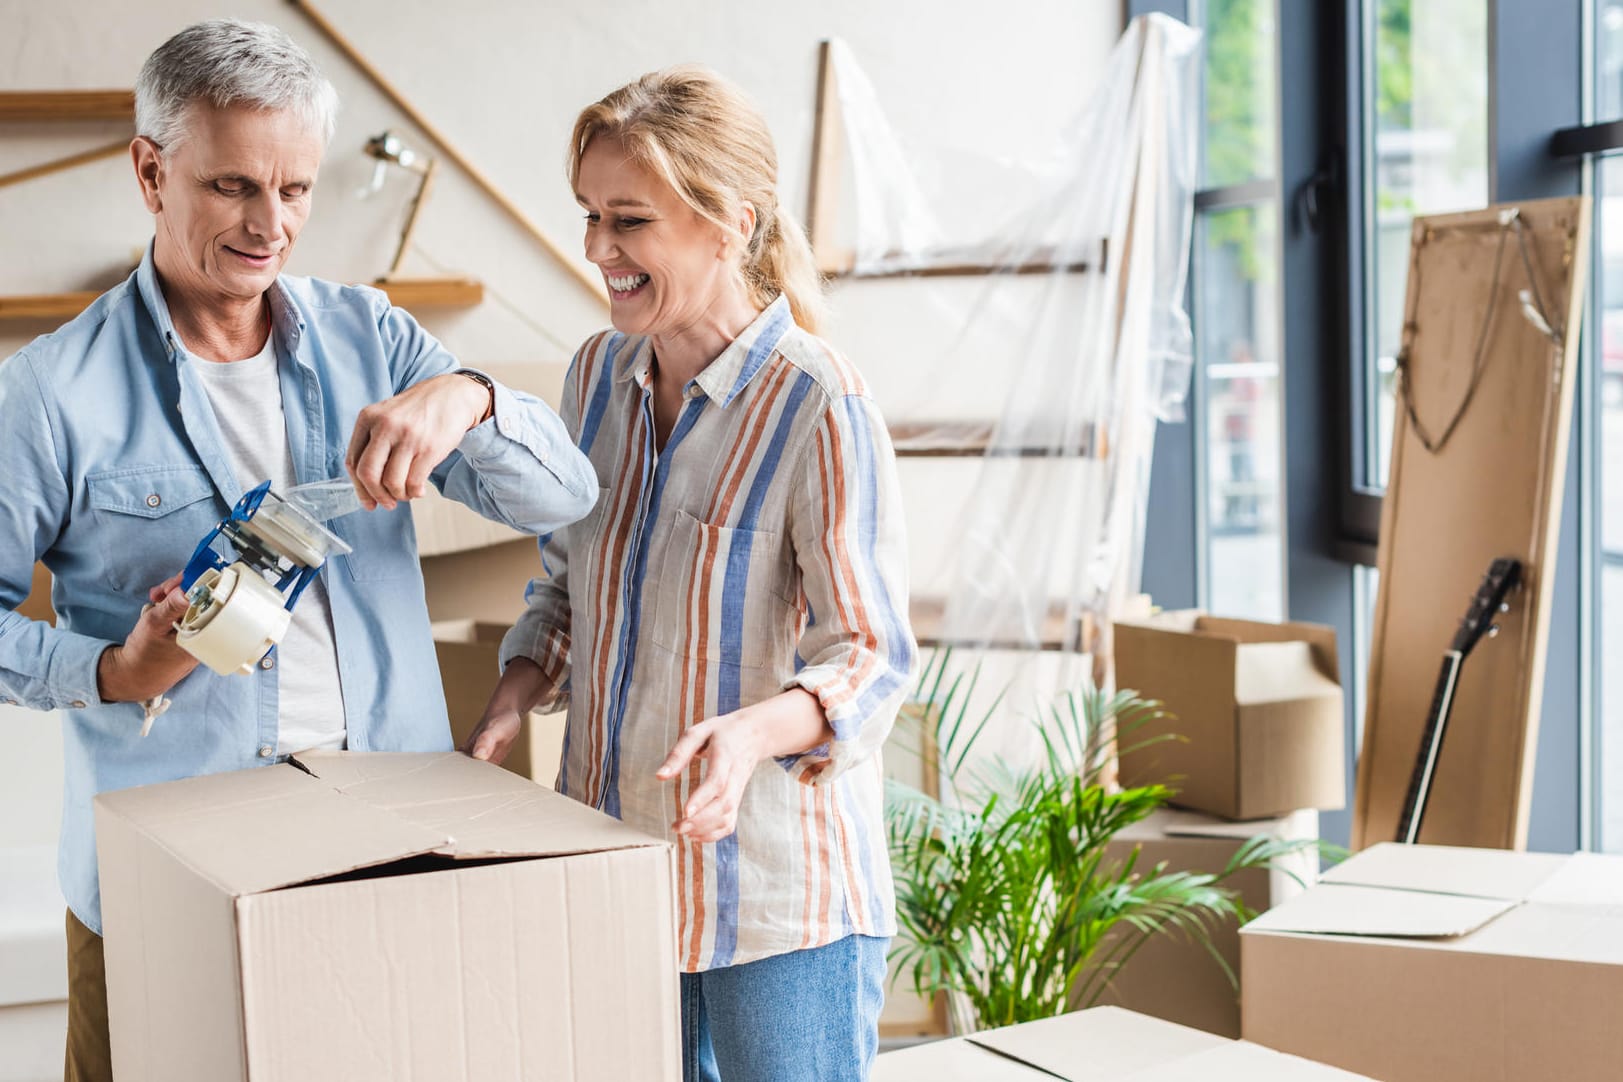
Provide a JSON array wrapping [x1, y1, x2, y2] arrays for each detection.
[[1091, 808, 1318, 1037], [872, 1005, 1376, 1081], [15, 563, 53, 625], [1242, 842, 1623, 1081], [1116, 613, 1345, 820], [96, 751, 679, 1082], [434, 618, 566, 785]]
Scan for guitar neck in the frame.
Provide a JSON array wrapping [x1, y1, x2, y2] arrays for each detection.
[[1396, 651, 1465, 844]]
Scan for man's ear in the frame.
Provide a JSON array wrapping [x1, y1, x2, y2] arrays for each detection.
[[131, 136, 164, 214]]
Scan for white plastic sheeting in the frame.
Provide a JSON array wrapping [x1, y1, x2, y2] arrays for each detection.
[[821, 16, 1200, 742]]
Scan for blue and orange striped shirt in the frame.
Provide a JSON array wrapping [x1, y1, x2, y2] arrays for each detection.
[[501, 295, 915, 971]]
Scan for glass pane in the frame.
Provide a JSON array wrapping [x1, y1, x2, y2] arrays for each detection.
[[1364, 0, 1490, 488], [1198, 203, 1283, 621], [1197, 0, 1277, 189], [1599, 156, 1623, 851], [1599, 1, 1623, 122]]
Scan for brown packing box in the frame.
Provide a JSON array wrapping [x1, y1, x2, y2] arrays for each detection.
[[16, 562, 53, 624], [1093, 808, 1318, 1037], [96, 751, 680, 1082], [871, 1005, 1376, 1081], [1241, 842, 1623, 1081], [1115, 612, 1345, 820], [434, 618, 566, 785]]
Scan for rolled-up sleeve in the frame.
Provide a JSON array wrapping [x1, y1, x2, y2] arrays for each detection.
[[0, 349, 111, 711], [370, 297, 597, 534], [781, 393, 916, 783]]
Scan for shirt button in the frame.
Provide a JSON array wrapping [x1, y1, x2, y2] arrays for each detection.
[[69, 700, 87, 708], [146, 493, 161, 508], [259, 655, 275, 670], [687, 386, 703, 399], [258, 745, 274, 758]]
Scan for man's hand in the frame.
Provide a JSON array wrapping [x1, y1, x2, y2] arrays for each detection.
[[96, 573, 199, 703], [657, 712, 767, 844], [346, 373, 491, 511]]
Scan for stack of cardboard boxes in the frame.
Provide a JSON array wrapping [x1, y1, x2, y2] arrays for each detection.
[[1105, 611, 1348, 1038]]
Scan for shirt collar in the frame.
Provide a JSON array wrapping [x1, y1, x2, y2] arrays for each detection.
[[612, 295, 795, 409], [133, 240, 305, 362]]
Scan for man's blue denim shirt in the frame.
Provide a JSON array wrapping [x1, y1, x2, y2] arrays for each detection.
[[0, 247, 598, 933]]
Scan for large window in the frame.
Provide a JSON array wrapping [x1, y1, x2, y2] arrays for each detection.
[[1358, 0, 1490, 490], [1595, 3, 1623, 851], [1194, 0, 1284, 620]]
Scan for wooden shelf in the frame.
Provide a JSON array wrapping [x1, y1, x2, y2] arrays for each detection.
[[373, 276, 484, 308], [890, 420, 1107, 459], [0, 278, 483, 325], [910, 596, 1094, 653], [825, 241, 1108, 281], [0, 91, 134, 122]]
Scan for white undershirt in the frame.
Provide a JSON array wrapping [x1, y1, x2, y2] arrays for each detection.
[[189, 336, 347, 755]]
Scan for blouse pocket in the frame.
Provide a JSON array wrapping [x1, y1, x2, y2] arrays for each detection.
[[651, 510, 797, 671], [86, 464, 219, 593]]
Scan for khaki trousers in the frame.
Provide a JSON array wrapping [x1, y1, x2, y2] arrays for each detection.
[[64, 908, 113, 1082]]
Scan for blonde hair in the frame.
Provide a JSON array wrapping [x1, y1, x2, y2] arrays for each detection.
[[568, 65, 826, 334]]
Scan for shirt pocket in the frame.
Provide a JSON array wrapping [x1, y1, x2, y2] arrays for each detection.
[[85, 464, 219, 593], [333, 502, 421, 582], [651, 510, 798, 670]]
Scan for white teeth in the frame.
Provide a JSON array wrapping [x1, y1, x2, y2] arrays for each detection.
[[607, 273, 649, 293]]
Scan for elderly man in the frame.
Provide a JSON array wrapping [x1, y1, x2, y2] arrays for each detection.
[[0, 20, 596, 1079]]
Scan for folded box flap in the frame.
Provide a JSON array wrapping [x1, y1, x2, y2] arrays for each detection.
[[1115, 1040, 1377, 1081], [1320, 843, 1567, 901], [293, 751, 665, 859], [1524, 852, 1623, 906], [1244, 881, 1515, 939], [966, 1006, 1227, 1079], [94, 763, 450, 896], [871, 1037, 1039, 1082], [1233, 641, 1341, 705]]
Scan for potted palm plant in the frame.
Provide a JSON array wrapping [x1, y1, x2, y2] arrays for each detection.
[[886, 650, 1324, 1033]]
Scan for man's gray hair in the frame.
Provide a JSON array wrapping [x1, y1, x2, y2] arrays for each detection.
[[135, 19, 339, 152]]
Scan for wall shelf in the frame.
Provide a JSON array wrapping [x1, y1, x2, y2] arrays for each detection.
[[0, 278, 483, 324], [0, 91, 134, 122]]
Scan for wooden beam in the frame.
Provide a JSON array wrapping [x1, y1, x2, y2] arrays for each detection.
[[0, 91, 134, 122], [806, 41, 849, 275], [890, 419, 1107, 459], [0, 140, 129, 192], [285, 0, 608, 309]]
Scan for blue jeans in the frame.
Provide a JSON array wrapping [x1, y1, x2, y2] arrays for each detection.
[[680, 934, 889, 1081]]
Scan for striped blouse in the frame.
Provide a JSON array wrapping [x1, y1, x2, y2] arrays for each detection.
[[501, 295, 916, 972]]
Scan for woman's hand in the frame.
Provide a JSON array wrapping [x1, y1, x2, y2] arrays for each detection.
[[463, 657, 552, 764], [657, 688, 833, 843]]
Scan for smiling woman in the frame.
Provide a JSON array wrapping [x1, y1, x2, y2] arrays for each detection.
[[469, 66, 915, 1082]]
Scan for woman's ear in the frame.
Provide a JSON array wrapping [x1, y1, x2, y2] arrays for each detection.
[[131, 137, 164, 214], [737, 200, 757, 245]]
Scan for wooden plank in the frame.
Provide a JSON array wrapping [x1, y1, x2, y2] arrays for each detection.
[[0, 140, 129, 191], [890, 419, 1107, 459], [0, 278, 482, 324], [0, 292, 101, 321], [910, 595, 1092, 653], [806, 41, 851, 277], [375, 276, 483, 308], [0, 90, 134, 121]]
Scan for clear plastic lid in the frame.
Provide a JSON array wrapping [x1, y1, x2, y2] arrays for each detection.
[[286, 478, 366, 522]]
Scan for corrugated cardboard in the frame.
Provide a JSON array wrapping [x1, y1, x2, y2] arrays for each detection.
[[96, 751, 679, 1082], [434, 618, 566, 785], [1091, 808, 1317, 1036], [1241, 842, 1623, 1082], [15, 563, 53, 625], [1116, 612, 1345, 820], [871, 1006, 1376, 1081]]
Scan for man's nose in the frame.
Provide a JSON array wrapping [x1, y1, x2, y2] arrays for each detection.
[[243, 190, 288, 244]]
